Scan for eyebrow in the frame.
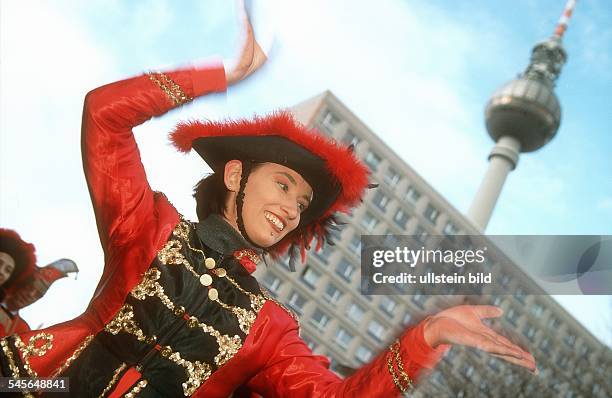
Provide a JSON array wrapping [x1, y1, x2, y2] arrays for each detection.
[[276, 172, 312, 204]]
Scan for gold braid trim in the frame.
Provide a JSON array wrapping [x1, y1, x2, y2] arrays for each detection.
[[386, 339, 414, 392], [130, 267, 242, 366], [105, 304, 212, 396], [158, 220, 265, 334], [147, 72, 192, 106], [13, 333, 53, 378], [97, 362, 126, 398], [124, 379, 148, 398], [51, 334, 94, 377], [1, 338, 21, 378]]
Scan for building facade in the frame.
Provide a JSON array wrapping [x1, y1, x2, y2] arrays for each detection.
[[253, 91, 611, 397]]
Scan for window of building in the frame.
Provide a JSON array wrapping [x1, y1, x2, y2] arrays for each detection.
[[360, 212, 379, 232], [402, 312, 412, 326], [530, 301, 544, 318], [461, 363, 475, 379], [287, 290, 307, 315], [393, 208, 409, 228], [310, 308, 331, 331], [349, 234, 362, 256], [321, 110, 340, 129], [514, 287, 526, 303], [364, 151, 382, 171], [523, 323, 536, 341], [302, 335, 317, 351], [372, 191, 390, 212], [346, 302, 365, 324], [404, 186, 421, 205], [443, 221, 459, 236], [324, 282, 343, 304], [499, 272, 511, 286], [334, 327, 354, 349], [341, 129, 360, 147], [300, 266, 321, 289], [379, 296, 397, 317], [312, 244, 334, 265], [355, 345, 373, 364], [412, 289, 427, 309], [540, 338, 550, 353], [506, 306, 519, 326], [336, 258, 355, 282], [564, 333, 576, 347], [414, 226, 429, 244], [384, 167, 401, 187], [424, 204, 440, 224], [487, 357, 501, 373], [548, 316, 560, 330], [367, 319, 386, 342], [262, 272, 282, 295]]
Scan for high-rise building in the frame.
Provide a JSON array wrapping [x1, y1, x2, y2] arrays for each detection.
[[253, 91, 611, 397]]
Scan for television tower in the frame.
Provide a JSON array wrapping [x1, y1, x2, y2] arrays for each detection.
[[467, 0, 577, 230]]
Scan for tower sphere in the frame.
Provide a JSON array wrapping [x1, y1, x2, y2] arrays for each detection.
[[485, 77, 561, 153]]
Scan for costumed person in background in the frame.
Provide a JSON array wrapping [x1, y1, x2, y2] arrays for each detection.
[[0, 228, 78, 337], [0, 3, 536, 397]]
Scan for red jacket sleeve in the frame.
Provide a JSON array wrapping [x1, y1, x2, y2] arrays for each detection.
[[81, 63, 226, 249], [246, 317, 449, 398]]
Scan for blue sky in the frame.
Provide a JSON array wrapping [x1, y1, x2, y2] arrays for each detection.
[[1, 0, 610, 346]]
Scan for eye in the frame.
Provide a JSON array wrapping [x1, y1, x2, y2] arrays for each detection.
[[276, 181, 289, 192], [298, 203, 306, 212]]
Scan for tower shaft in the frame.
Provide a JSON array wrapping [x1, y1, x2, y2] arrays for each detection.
[[467, 137, 520, 230]]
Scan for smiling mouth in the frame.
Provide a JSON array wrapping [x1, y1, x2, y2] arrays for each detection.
[[265, 211, 286, 232]]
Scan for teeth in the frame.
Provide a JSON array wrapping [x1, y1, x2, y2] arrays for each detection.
[[265, 212, 285, 231]]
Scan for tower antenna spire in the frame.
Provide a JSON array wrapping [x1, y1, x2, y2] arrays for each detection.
[[553, 0, 577, 40]]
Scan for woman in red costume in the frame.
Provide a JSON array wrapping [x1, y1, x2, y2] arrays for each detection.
[[0, 3, 535, 397], [0, 229, 78, 337]]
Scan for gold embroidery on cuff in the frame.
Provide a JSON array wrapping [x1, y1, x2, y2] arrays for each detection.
[[13, 332, 54, 378], [1, 338, 21, 378], [97, 362, 127, 398], [124, 379, 148, 398], [387, 339, 414, 392], [147, 72, 192, 106], [51, 334, 94, 377]]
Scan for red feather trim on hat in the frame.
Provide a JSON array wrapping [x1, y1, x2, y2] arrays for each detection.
[[170, 111, 370, 262]]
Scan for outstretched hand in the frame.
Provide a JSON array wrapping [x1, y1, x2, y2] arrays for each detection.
[[225, 0, 268, 86], [423, 305, 537, 374]]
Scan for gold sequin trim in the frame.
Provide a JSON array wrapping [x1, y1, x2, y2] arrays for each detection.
[[147, 72, 192, 106], [124, 379, 148, 398], [1, 338, 20, 378], [105, 304, 147, 342], [159, 221, 263, 334], [104, 304, 212, 396], [51, 334, 94, 377], [97, 362, 126, 398], [164, 347, 211, 396], [387, 339, 414, 392], [131, 267, 242, 366], [13, 332, 54, 378]]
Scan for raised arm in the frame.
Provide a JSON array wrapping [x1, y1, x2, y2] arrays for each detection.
[[81, 65, 226, 248], [82, 1, 266, 249]]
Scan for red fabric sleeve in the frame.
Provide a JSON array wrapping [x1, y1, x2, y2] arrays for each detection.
[[246, 317, 448, 398], [81, 62, 226, 249]]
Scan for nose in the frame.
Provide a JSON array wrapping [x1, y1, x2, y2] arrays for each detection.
[[280, 198, 299, 221]]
